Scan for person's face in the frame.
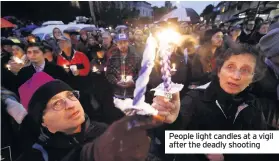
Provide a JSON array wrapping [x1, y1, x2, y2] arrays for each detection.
[[117, 40, 129, 53], [102, 36, 112, 46], [231, 29, 241, 37], [53, 29, 62, 39], [88, 38, 96, 45], [26, 46, 45, 63], [44, 49, 53, 62], [3, 45, 13, 53], [218, 54, 256, 95], [259, 24, 269, 35], [71, 35, 77, 41], [12, 46, 24, 58], [58, 40, 72, 51], [42, 91, 85, 134], [211, 32, 223, 47], [246, 21, 255, 31], [81, 34, 87, 41], [134, 33, 143, 42]]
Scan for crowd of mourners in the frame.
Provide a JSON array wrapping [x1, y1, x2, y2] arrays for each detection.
[[1, 16, 279, 161]]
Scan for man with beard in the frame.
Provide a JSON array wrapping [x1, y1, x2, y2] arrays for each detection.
[[102, 32, 117, 62], [239, 20, 255, 44], [106, 33, 141, 99]]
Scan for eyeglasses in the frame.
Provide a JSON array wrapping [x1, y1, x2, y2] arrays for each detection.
[[223, 65, 254, 77], [49, 91, 80, 111]]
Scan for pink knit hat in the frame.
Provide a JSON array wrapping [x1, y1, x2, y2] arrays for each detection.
[[18, 72, 54, 110]]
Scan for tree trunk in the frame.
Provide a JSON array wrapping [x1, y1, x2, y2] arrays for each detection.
[[89, 1, 96, 25]]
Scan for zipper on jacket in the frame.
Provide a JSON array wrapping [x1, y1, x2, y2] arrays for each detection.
[[215, 100, 227, 119]]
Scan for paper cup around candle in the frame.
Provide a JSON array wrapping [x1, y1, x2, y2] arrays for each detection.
[[70, 65, 77, 72], [126, 76, 133, 82], [104, 67, 107, 72]]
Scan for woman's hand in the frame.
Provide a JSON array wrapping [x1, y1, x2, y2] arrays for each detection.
[[152, 92, 181, 124]]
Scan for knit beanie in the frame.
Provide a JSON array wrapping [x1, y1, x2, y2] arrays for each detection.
[[259, 28, 279, 58], [19, 72, 73, 124]]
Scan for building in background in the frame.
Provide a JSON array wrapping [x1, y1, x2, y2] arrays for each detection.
[[215, 1, 279, 25], [129, 1, 153, 17]]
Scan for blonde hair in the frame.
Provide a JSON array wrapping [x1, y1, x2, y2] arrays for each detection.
[[12, 45, 25, 55]]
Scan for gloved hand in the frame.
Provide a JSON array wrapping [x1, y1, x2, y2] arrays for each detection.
[[93, 115, 162, 161], [5, 98, 27, 124]]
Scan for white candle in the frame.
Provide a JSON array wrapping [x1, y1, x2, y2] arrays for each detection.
[[133, 34, 157, 106], [171, 63, 177, 71], [126, 75, 133, 82], [6, 64, 11, 70], [63, 64, 69, 69], [92, 66, 99, 72], [13, 57, 23, 64]]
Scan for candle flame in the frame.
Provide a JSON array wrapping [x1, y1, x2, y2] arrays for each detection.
[[6, 64, 11, 70], [63, 64, 69, 69], [156, 29, 181, 45]]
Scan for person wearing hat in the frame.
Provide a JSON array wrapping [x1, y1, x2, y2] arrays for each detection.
[[106, 33, 141, 99], [16, 72, 162, 161], [223, 25, 242, 50], [191, 28, 224, 85], [132, 29, 145, 59], [102, 31, 117, 62], [76, 30, 89, 55], [16, 42, 69, 92]]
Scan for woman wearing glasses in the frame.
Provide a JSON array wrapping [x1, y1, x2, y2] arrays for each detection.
[[152, 45, 274, 161]]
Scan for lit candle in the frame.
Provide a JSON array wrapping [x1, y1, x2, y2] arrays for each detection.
[[92, 66, 99, 72], [156, 29, 181, 99], [13, 57, 23, 64], [121, 75, 126, 82], [63, 64, 69, 69], [104, 67, 107, 72], [171, 63, 177, 72], [6, 64, 11, 70]]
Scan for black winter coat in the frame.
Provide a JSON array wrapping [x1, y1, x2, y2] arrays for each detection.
[[16, 118, 107, 161], [171, 78, 273, 161], [16, 60, 69, 89]]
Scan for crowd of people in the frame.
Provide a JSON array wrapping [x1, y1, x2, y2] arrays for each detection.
[[1, 16, 279, 161]]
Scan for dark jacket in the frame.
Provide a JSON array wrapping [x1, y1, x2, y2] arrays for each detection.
[[16, 60, 69, 89], [247, 32, 265, 45], [146, 50, 191, 103], [1, 51, 18, 94], [239, 30, 252, 44], [76, 40, 88, 56], [171, 78, 269, 161], [16, 117, 107, 161], [106, 46, 141, 98]]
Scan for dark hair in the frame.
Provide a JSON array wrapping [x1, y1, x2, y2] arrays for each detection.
[[214, 44, 266, 82], [201, 28, 222, 45], [25, 43, 45, 53]]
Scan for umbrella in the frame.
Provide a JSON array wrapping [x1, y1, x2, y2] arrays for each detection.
[[115, 25, 128, 31], [81, 26, 98, 32], [1, 18, 16, 28], [159, 8, 200, 24], [64, 26, 80, 35], [20, 24, 39, 32]]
